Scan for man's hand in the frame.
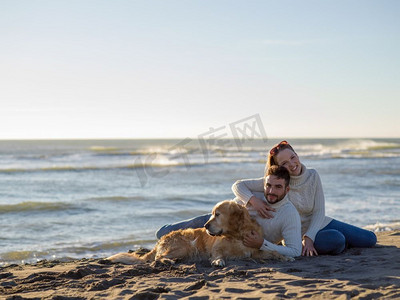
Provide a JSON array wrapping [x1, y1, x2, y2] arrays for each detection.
[[302, 236, 318, 256], [243, 230, 264, 249], [249, 196, 275, 218]]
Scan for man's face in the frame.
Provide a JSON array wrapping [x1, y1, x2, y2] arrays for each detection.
[[264, 175, 289, 204]]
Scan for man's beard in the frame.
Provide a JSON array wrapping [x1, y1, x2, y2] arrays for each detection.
[[265, 193, 285, 203]]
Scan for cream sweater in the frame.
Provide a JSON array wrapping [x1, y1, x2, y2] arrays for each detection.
[[232, 164, 332, 241], [235, 192, 302, 257]]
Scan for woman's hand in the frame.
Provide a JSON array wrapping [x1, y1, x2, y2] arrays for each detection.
[[302, 236, 318, 256], [249, 196, 275, 218]]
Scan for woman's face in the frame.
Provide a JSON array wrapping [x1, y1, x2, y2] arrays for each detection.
[[275, 148, 302, 176]]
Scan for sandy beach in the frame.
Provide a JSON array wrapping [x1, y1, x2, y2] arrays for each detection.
[[1, 230, 399, 299]]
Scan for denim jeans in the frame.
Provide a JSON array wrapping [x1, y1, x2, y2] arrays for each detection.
[[314, 219, 377, 255], [156, 213, 212, 239]]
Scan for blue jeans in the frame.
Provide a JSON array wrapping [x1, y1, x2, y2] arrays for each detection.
[[156, 213, 212, 239], [314, 219, 377, 255]]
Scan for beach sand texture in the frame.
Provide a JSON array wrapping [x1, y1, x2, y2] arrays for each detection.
[[1, 231, 399, 299]]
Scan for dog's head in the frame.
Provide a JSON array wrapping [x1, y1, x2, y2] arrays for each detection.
[[204, 200, 246, 237]]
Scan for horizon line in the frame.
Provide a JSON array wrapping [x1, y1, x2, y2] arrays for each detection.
[[0, 136, 399, 141]]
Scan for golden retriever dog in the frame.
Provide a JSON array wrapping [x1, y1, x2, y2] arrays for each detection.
[[107, 200, 292, 267]]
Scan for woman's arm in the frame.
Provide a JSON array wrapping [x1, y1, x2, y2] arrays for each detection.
[[304, 171, 326, 242]]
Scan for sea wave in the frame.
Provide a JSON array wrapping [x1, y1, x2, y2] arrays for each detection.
[[0, 166, 101, 173], [0, 250, 50, 263], [1, 139, 399, 175], [0, 158, 258, 174], [0, 164, 186, 174], [0, 238, 157, 266], [364, 222, 400, 232], [83, 196, 147, 202], [0, 201, 75, 214], [89, 146, 121, 152], [64, 238, 156, 254], [296, 139, 400, 159]]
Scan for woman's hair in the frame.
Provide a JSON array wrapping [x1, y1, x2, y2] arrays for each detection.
[[265, 165, 290, 187], [266, 140, 296, 169]]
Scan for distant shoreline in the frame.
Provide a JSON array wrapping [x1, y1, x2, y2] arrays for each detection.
[[1, 137, 400, 141]]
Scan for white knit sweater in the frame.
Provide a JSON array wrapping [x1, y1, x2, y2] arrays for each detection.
[[232, 164, 332, 241], [235, 192, 302, 257]]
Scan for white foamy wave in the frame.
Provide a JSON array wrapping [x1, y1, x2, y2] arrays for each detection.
[[364, 222, 400, 232], [296, 139, 400, 159]]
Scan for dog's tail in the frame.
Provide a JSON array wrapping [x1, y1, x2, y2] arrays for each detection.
[[107, 248, 156, 265]]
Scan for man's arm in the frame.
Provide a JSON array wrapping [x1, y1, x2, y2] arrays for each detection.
[[232, 178, 264, 205], [261, 206, 302, 257], [233, 180, 275, 219], [245, 205, 302, 257]]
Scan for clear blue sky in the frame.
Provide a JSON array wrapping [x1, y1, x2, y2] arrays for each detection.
[[1, 0, 399, 139]]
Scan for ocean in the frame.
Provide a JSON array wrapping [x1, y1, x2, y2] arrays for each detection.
[[0, 138, 399, 266]]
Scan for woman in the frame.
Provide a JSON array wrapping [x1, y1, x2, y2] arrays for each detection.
[[232, 140, 377, 256]]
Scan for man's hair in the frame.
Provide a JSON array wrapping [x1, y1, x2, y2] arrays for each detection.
[[265, 165, 290, 187]]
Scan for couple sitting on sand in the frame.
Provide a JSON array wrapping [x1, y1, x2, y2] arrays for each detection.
[[157, 141, 377, 257]]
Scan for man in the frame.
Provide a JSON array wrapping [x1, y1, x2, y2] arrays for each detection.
[[237, 165, 302, 257]]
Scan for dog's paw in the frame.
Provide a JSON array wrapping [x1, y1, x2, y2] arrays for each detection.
[[211, 258, 226, 267], [159, 258, 176, 265]]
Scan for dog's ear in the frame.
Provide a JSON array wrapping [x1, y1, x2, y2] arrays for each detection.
[[229, 202, 243, 216], [233, 202, 255, 232], [227, 202, 245, 231]]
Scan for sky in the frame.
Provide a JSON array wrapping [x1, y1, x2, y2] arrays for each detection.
[[1, 0, 399, 139]]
